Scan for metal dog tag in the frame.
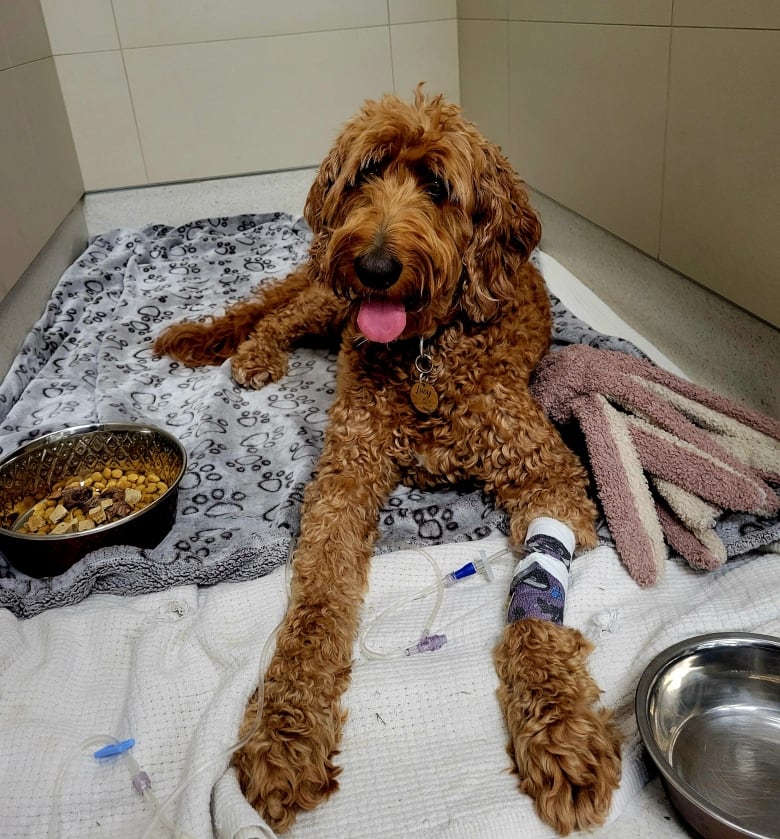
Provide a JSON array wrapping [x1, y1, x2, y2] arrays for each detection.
[[410, 381, 438, 414], [412, 337, 438, 413]]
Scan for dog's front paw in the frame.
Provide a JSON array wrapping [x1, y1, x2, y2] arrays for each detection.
[[231, 337, 289, 389], [494, 619, 621, 835], [233, 689, 344, 832]]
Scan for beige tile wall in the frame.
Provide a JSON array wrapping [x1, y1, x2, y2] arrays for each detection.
[[672, 0, 780, 29], [458, 1, 780, 326], [508, 0, 672, 26], [0, 0, 83, 300], [509, 21, 669, 256], [45, 0, 459, 191], [660, 27, 780, 324], [4, 1, 776, 328], [458, 0, 508, 20], [457, 18, 508, 151], [0, 0, 51, 67]]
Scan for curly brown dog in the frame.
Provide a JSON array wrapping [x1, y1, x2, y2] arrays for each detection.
[[155, 87, 621, 835]]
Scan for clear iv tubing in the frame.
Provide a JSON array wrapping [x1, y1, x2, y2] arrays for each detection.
[[139, 546, 514, 834], [359, 545, 514, 661], [136, 621, 282, 839], [47, 735, 192, 839], [137, 551, 295, 839], [360, 548, 444, 660], [56, 545, 512, 838], [48, 615, 283, 839]]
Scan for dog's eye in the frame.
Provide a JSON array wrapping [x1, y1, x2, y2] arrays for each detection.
[[422, 173, 449, 203], [353, 159, 384, 188]]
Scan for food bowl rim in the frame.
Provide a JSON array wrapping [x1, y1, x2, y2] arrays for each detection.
[[0, 422, 188, 541]]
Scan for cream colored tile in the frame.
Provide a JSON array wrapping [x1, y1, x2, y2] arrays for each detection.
[[55, 52, 146, 190], [390, 0, 456, 24], [0, 28, 12, 70], [457, 0, 508, 20], [0, 60, 82, 297], [660, 28, 780, 327], [123, 29, 393, 183], [0, 72, 33, 296], [0, 202, 88, 371], [12, 58, 83, 227], [0, 0, 51, 66], [673, 1, 780, 29], [391, 20, 460, 104], [113, 0, 388, 49], [0, 213, 34, 301], [0, 69, 26, 204], [509, 22, 669, 255], [509, 0, 672, 25], [458, 19, 509, 150], [40, 0, 119, 54]]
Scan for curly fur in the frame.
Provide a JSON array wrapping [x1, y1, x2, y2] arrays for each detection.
[[494, 620, 622, 834], [155, 86, 620, 834]]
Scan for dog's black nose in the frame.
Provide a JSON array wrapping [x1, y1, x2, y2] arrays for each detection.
[[354, 250, 402, 290]]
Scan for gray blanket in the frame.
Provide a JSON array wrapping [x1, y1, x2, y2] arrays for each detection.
[[1, 214, 774, 618]]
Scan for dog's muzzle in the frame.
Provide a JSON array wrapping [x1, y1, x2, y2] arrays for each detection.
[[353, 249, 402, 290]]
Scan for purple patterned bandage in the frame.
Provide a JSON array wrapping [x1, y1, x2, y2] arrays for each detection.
[[506, 518, 574, 625]]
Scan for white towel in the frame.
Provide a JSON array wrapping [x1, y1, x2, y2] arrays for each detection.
[[1, 537, 777, 839]]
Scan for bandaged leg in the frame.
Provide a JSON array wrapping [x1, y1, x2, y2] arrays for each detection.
[[506, 517, 575, 625]]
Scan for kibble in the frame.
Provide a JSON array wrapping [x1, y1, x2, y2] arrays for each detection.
[[17, 466, 168, 535]]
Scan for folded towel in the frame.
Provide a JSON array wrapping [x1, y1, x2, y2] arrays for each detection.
[[532, 345, 780, 585]]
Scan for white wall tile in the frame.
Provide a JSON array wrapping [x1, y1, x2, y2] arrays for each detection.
[[390, 0, 457, 24], [458, 19, 508, 150], [55, 51, 147, 190], [391, 19, 460, 104], [0, 59, 82, 297], [40, 0, 119, 54], [0, 70, 35, 295], [660, 28, 780, 325], [123, 28, 394, 182], [509, 22, 669, 254], [0, 0, 51, 66], [673, 0, 780, 29], [0, 27, 13, 71], [113, 0, 388, 49], [458, 0, 508, 20], [0, 202, 88, 374], [509, 1, 672, 25]]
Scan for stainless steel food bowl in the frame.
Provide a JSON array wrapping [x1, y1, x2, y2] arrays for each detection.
[[0, 423, 187, 577], [636, 633, 780, 839]]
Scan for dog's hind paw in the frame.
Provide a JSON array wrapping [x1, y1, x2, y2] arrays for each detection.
[[231, 337, 289, 389], [233, 694, 343, 832], [494, 619, 621, 835]]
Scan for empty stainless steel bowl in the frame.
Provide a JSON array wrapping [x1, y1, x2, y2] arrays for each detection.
[[0, 423, 187, 577], [636, 633, 780, 839]]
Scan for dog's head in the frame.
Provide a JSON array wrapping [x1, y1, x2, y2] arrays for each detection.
[[304, 86, 541, 343]]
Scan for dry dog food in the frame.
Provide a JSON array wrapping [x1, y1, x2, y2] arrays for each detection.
[[18, 467, 168, 535]]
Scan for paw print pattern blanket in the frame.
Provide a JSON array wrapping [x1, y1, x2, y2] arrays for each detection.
[[0, 213, 775, 618]]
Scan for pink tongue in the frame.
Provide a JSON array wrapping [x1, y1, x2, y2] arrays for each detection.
[[357, 299, 407, 343]]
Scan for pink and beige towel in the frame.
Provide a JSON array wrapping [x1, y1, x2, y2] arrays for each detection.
[[532, 345, 780, 586]]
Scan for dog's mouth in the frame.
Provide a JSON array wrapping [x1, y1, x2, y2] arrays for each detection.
[[356, 297, 408, 343]]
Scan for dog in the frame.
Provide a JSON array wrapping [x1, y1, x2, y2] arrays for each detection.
[[155, 87, 621, 835]]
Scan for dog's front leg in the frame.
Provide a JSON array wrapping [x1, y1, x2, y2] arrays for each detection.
[[231, 279, 346, 389], [481, 403, 621, 835], [234, 408, 399, 832], [154, 268, 346, 380]]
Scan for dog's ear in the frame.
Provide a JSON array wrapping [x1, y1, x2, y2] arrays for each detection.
[[304, 145, 342, 235], [460, 143, 542, 322]]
